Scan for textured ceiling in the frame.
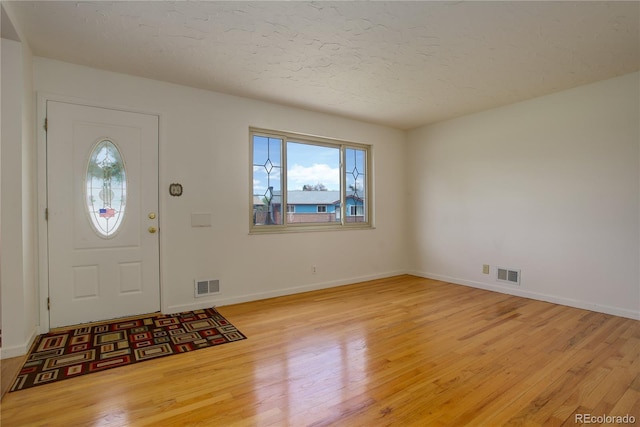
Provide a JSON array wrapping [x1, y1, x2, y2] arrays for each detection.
[[6, 1, 640, 130]]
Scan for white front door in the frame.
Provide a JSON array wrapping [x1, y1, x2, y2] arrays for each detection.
[[47, 101, 160, 328]]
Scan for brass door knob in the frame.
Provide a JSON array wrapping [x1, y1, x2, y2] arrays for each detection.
[[148, 226, 157, 234]]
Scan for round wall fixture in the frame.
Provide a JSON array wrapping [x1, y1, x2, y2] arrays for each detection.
[[169, 183, 183, 197]]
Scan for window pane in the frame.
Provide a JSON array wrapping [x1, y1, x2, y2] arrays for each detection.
[[287, 142, 340, 224], [86, 140, 127, 238], [250, 129, 371, 232], [252, 135, 282, 225], [345, 147, 367, 223]]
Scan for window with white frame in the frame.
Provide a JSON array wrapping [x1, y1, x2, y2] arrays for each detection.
[[251, 128, 371, 231], [349, 205, 364, 217]]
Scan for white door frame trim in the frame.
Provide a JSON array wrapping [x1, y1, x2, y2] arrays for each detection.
[[36, 92, 164, 333]]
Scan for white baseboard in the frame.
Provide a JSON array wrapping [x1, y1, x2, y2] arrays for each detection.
[[409, 270, 640, 320], [0, 326, 38, 360], [165, 270, 407, 314]]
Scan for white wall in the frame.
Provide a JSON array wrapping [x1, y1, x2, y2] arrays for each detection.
[[3, 40, 636, 361], [33, 58, 409, 319], [21, 39, 38, 347], [408, 72, 640, 319], [1, 36, 38, 358]]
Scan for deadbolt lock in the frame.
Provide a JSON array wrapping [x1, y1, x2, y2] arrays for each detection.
[[148, 213, 156, 219]]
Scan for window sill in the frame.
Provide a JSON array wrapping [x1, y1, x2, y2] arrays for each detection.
[[249, 223, 374, 235]]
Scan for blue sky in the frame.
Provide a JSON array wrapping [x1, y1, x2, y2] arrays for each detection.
[[287, 142, 340, 191], [253, 136, 365, 196]]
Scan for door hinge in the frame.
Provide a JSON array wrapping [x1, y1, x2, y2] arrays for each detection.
[[45, 208, 49, 221], [47, 297, 50, 311], [44, 118, 48, 131]]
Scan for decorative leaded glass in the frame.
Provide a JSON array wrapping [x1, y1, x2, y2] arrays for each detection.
[[85, 139, 127, 238], [252, 135, 283, 225], [345, 147, 367, 223]]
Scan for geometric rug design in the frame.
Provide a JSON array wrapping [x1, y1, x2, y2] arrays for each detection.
[[10, 307, 246, 392]]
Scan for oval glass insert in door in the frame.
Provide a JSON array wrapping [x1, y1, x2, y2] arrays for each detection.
[[85, 139, 127, 238]]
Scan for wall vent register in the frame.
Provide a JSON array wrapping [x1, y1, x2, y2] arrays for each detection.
[[497, 268, 520, 285], [195, 279, 220, 297]]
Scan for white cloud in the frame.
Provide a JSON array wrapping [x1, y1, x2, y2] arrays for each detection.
[[253, 165, 281, 194], [287, 163, 340, 191]]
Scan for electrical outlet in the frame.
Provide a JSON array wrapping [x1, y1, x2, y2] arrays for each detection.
[[482, 264, 490, 274]]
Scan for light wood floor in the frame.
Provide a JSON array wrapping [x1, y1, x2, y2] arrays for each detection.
[[1, 355, 25, 399], [1, 275, 639, 426]]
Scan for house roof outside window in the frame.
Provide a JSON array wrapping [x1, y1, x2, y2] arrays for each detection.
[[287, 191, 340, 205], [254, 190, 362, 207]]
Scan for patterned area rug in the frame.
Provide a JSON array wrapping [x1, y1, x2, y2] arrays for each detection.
[[11, 307, 246, 392]]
